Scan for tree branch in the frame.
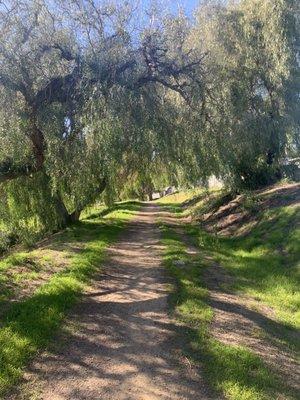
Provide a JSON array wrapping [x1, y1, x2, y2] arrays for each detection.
[[0, 158, 40, 184], [0, 73, 26, 94], [34, 70, 79, 107]]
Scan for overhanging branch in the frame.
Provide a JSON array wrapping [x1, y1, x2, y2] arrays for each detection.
[[0, 159, 40, 184]]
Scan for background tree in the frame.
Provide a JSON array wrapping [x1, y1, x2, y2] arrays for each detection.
[[189, 0, 300, 189]]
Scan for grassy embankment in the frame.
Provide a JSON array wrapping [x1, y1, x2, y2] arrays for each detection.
[[158, 186, 299, 400], [0, 201, 141, 396]]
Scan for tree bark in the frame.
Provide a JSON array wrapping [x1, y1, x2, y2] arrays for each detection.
[[0, 159, 38, 183], [28, 109, 45, 170], [0, 107, 45, 184], [68, 209, 82, 223], [53, 192, 72, 227]]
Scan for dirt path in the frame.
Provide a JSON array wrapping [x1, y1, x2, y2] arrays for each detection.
[[9, 204, 212, 400]]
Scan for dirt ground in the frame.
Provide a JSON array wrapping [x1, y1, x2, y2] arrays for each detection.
[[7, 204, 214, 400], [6, 200, 299, 400]]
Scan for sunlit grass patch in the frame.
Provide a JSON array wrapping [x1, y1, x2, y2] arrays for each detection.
[[156, 190, 198, 205], [155, 189, 205, 214], [82, 200, 141, 221]]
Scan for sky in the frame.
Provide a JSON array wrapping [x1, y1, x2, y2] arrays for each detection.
[[175, 0, 201, 16], [141, 0, 200, 18], [166, 0, 200, 16]]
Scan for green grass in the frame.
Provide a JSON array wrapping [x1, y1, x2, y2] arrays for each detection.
[[160, 187, 300, 344], [0, 201, 141, 396], [0, 253, 38, 303], [187, 205, 300, 336], [155, 189, 205, 214], [161, 224, 297, 400]]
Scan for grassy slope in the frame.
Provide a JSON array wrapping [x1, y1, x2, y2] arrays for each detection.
[[189, 197, 299, 334], [158, 188, 300, 333], [0, 201, 141, 396], [159, 187, 299, 400]]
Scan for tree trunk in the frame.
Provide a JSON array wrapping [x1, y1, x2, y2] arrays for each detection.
[[66, 178, 107, 223], [28, 108, 45, 170], [53, 193, 72, 227], [69, 208, 82, 223], [0, 107, 45, 183]]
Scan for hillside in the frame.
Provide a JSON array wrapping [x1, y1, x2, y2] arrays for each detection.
[[159, 182, 300, 400]]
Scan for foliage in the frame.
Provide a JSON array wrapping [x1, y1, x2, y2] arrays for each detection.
[[188, 0, 300, 189], [0, 0, 299, 244]]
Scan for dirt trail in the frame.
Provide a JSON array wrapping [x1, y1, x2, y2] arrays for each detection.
[[9, 204, 213, 400]]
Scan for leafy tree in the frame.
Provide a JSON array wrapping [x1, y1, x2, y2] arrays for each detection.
[[190, 0, 299, 189], [0, 0, 204, 242], [0, 0, 298, 246]]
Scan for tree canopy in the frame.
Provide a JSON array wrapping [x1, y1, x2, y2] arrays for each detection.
[[0, 0, 299, 245]]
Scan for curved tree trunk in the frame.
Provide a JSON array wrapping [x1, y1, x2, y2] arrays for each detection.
[[53, 193, 72, 227], [66, 178, 107, 223]]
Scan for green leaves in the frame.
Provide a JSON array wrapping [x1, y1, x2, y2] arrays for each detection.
[[0, 0, 298, 245]]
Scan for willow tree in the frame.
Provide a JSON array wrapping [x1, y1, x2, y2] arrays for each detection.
[[1, 0, 298, 245], [0, 0, 205, 241], [189, 0, 300, 189]]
